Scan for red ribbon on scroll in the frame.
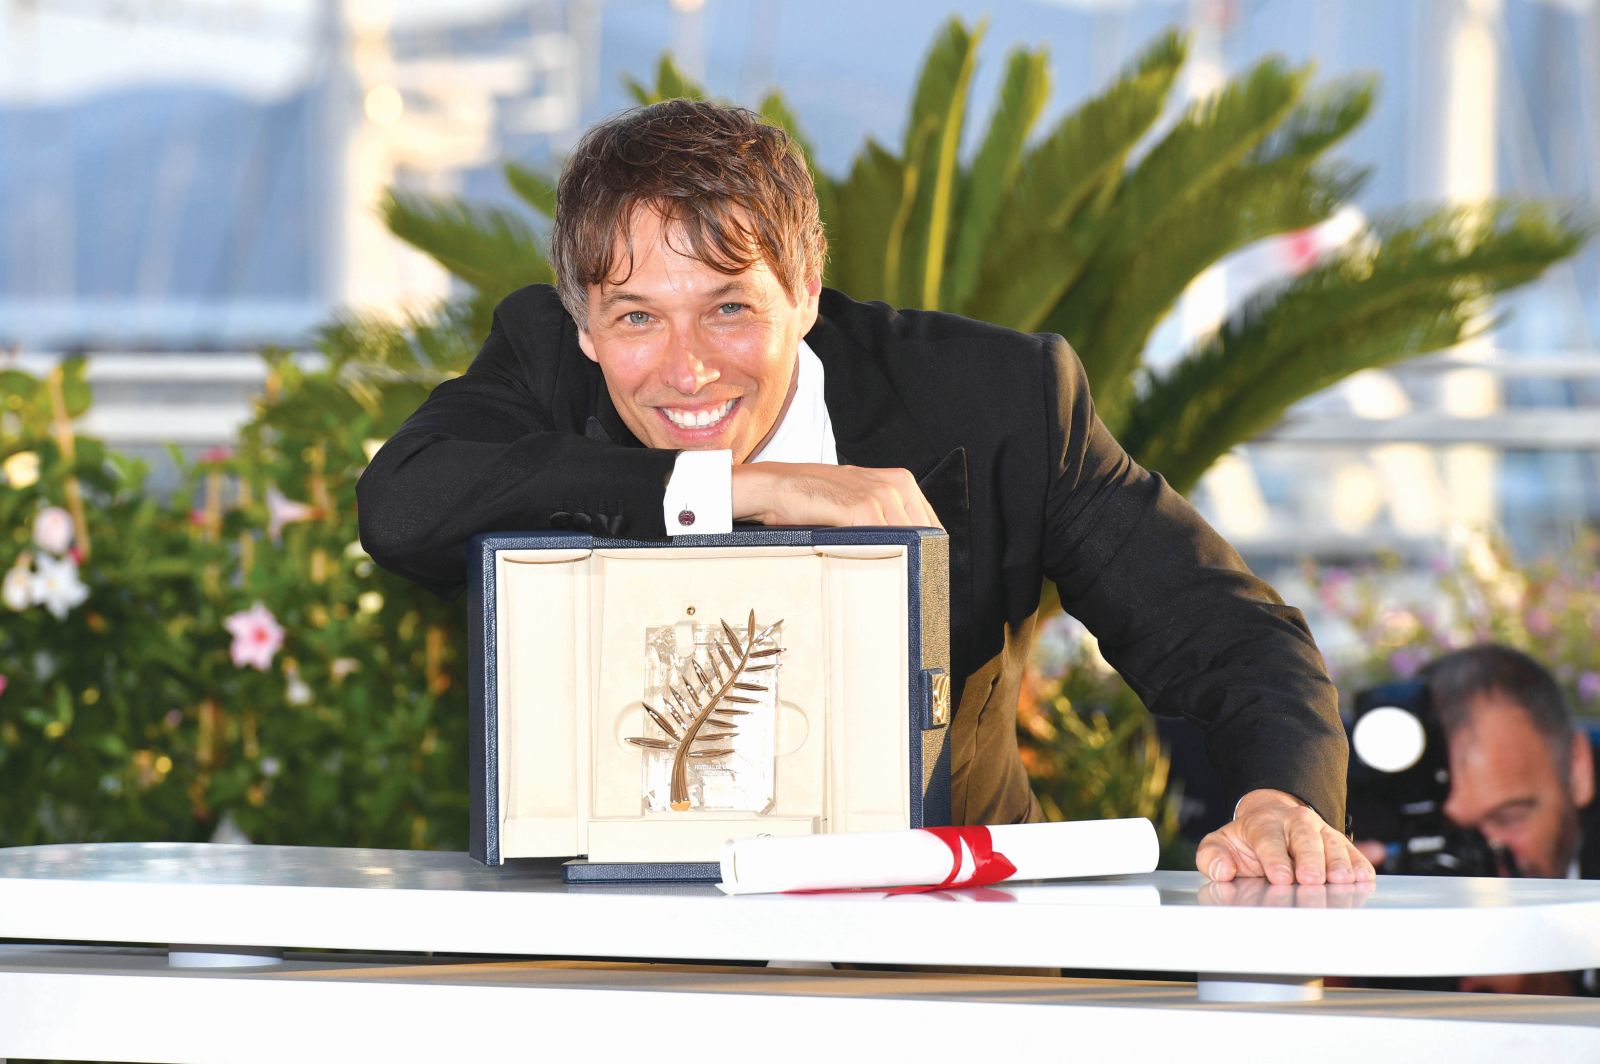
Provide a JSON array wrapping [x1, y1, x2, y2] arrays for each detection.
[[883, 825, 1018, 895]]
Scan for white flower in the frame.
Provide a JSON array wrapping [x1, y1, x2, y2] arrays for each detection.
[[30, 554, 89, 620], [285, 670, 313, 706], [3, 566, 32, 612], [32, 506, 74, 556], [2, 451, 40, 489]]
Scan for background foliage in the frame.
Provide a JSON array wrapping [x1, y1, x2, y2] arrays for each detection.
[[1, 18, 1591, 850], [1, 349, 470, 848], [389, 17, 1590, 493], [1309, 531, 1600, 717]]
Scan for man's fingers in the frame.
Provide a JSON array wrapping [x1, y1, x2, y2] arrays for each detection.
[[1323, 828, 1355, 884], [1351, 841, 1378, 881], [1242, 816, 1295, 886], [1196, 836, 1237, 882], [1196, 830, 1262, 882], [1282, 811, 1328, 886], [747, 464, 946, 529]]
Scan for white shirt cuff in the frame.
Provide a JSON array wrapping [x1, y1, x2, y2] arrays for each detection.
[[664, 450, 732, 536]]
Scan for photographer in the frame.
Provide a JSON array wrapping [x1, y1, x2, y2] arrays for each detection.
[[1358, 644, 1600, 994]]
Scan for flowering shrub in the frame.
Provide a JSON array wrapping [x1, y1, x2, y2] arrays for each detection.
[[1019, 614, 1186, 862], [1308, 531, 1600, 716], [0, 353, 471, 849]]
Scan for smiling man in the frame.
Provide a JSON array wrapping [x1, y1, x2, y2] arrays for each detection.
[[358, 99, 1370, 887]]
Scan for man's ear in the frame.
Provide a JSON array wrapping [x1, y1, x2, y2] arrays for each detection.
[[577, 326, 599, 364], [800, 273, 823, 331], [1570, 728, 1594, 808]]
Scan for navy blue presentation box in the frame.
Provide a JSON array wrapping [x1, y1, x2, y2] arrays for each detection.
[[467, 527, 951, 882]]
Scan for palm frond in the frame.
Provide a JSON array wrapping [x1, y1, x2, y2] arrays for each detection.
[[381, 191, 552, 301], [825, 139, 908, 300], [624, 55, 707, 105], [894, 16, 983, 309], [1124, 202, 1594, 489], [959, 34, 1185, 330], [1077, 77, 1377, 422], [943, 45, 1050, 310], [1054, 56, 1310, 361], [1090, 161, 1369, 430], [504, 161, 557, 219]]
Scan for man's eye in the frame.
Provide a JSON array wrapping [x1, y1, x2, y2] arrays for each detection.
[[717, 302, 746, 315], [625, 311, 651, 326], [1487, 808, 1531, 831]]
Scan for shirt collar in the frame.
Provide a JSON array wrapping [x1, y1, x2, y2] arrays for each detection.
[[748, 338, 837, 465]]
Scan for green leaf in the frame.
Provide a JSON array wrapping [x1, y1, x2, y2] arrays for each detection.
[[1054, 55, 1310, 375], [1090, 161, 1369, 432], [504, 161, 557, 219], [960, 33, 1186, 330], [58, 358, 95, 419], [1123, 202, 1595, 490], [824, 139, 908, 301], [1, 369, 39, 415], [894, 16, 983, 309], [944, 45, 1050, 310], [381, 190, 553, 301], [625, 55, 707, 105]]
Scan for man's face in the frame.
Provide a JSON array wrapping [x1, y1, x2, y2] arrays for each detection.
[[577, 207, 821, 463], [1441, 691, 1594, 878]]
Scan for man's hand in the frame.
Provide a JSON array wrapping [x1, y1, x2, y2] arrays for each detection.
[[732, 462, 944, 529], [1197, 788, 1376, 886]]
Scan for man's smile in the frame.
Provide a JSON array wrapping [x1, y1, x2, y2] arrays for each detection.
[[658, 397, 739, 433]]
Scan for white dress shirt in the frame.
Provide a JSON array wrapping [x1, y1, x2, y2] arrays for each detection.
[[662, 339, 837, 535]]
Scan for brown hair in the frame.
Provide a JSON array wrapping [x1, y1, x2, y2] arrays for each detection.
[[1423, 643, 1575, 762], [550, 99, 826, 329]]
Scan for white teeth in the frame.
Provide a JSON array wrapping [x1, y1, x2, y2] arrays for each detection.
[[663, 399, 735, 430]]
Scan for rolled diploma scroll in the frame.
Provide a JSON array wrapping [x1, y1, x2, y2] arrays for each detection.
[[717, 818, 1158, 895]]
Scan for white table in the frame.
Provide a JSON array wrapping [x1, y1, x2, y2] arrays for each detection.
[[3, 842, 1600, 1062]]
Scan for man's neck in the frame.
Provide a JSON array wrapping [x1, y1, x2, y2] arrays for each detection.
[[744, 351, 801, 461]]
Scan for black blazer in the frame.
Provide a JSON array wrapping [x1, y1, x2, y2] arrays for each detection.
[[357, 285, 1348, 829]]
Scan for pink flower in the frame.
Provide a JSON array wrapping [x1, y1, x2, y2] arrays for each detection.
[[265, 485, 318, 541], [200, 446, 233, 464], [224, 602, 285, 671], [1279, 227, 1322, 274], [32, 507, 74, 556], [0, 675, 7, 699], [1525, 608, 1554, 637]]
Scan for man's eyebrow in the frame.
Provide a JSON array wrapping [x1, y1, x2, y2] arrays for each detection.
[[598, 289, 651, 315], [598, 280, 758, 315], [1483, 797, 1537, 820], [703, 280, 757, 301]]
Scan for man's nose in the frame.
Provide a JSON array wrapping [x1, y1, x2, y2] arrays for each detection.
[[661, 340, 719, 394], [1442, 790, 1466, 827]]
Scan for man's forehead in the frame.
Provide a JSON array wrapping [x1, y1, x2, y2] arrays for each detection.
[[1450, 700, 1558, 785]]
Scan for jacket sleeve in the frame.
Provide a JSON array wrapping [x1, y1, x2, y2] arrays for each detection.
[[1036, 335, 1348, 830], [355, 308, 679, 599]]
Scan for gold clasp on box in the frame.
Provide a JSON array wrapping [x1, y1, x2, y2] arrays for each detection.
[[926, 669, 951, 729]]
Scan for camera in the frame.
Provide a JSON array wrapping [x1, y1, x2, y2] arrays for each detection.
[[1347, 680, 1517, 877]]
